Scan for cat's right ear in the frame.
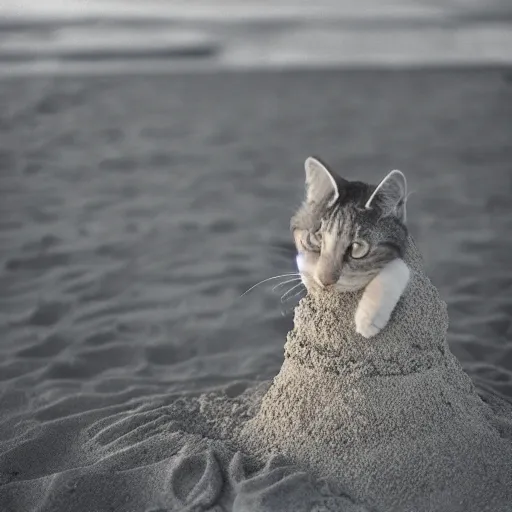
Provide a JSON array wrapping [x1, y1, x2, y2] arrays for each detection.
[[304, 157, 340, 207]]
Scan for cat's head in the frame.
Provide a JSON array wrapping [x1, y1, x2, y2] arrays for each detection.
[[291, 156, 408, 293]]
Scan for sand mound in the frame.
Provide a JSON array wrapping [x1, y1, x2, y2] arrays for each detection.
[[241, 237, 512, 511]]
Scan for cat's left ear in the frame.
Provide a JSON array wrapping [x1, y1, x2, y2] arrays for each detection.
[[365, 170, 408, 222]]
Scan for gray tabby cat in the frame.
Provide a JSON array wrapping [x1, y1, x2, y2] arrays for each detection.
[[291, 157, 410, 338]]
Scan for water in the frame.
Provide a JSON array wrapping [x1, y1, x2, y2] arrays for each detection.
[[1, 0, 512, 75]]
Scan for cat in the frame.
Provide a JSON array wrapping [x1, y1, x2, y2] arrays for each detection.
[[291, 156, 410, 338]]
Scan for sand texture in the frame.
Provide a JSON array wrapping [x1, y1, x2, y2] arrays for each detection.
[[1, 71, 512, 511], [242, 236, 512, 511], [0, 380, 367, 511], [3, 239, 510, 512]]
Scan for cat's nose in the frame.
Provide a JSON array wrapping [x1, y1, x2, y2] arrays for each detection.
[[316, 269, 339, 287]]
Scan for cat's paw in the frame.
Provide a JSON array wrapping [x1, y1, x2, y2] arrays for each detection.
[[354, 305, 389, 339], [354, 258, 410, 339]]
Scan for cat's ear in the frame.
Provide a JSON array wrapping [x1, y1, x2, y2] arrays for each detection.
[[365, 170, 408, 222], [304, 156, 340, 207]]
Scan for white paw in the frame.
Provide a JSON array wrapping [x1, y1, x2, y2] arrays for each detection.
[[354, 259, 410, 339], [354, 307, 389, 339]]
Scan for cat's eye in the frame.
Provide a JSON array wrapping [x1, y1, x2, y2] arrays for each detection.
[[350, 240, 370, 259]]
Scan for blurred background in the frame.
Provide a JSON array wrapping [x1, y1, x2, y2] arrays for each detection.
[[1, 1, 512, 401], [1, 0, 512, 73]]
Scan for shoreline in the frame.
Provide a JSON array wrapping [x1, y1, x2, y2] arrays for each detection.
[[1, 62, 512, 79], [1, 2, 512, 74]]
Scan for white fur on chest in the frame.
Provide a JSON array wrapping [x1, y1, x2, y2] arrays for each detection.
[[355, 258, 410, 338]]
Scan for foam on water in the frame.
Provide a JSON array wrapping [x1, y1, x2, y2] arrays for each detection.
[[1, 0, 512, 75]]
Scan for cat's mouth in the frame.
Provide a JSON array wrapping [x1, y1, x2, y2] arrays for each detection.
[[297, 252, 336, 291], [301, 275, 366, 294]]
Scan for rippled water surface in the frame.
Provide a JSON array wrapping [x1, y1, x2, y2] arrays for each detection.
[[2, 0, 512, 73], [1, 69, 512, 403]]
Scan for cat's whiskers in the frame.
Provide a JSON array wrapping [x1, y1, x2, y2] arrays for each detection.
[[271, 277, 302, 292], [288, 286, 307, 301], [281, 282, 304, 302], [240, 273, 301, 298]]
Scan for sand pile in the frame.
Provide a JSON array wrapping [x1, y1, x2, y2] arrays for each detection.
[[241, 236, 512, 512]]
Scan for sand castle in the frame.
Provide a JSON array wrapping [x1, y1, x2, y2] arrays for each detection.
[[240, 235, 512, 511]]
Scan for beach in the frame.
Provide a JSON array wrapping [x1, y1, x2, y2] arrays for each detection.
[[1, 0, 512, 508], [1, 69, 512, 510]]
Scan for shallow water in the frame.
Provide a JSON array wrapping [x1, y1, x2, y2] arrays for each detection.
[[1, 69, 512, 413], [2, 0, 512, 74]]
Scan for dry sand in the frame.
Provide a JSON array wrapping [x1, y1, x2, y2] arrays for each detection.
[[1, 71, 512, 511]]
